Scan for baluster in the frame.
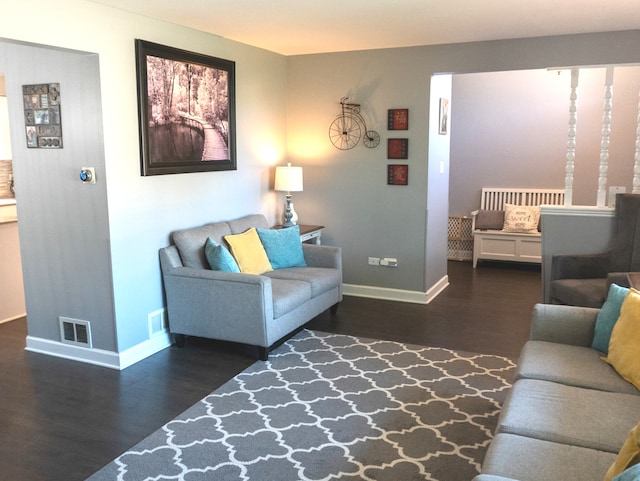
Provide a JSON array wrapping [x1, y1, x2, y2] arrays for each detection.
[[634, 86, 640, 194], [597, 67, 614, 207], [565, 69, 579, 206]]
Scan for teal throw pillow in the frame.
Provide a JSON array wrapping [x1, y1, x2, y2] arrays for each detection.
[[592, 283, 630, 353], [613, 464, 640, 481], [204, 237, 240, 273], [256, 225, 306, 269]]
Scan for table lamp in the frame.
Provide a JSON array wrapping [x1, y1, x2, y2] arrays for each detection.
[[274, 162, 303, 227]]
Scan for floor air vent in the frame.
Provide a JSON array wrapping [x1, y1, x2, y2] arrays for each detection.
[[59, 317, 93, 348]]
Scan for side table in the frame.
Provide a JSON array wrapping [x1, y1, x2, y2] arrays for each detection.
[[273, 224, 324, 245]]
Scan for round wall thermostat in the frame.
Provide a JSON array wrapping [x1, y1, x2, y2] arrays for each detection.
[[79, 167, 96, 184]]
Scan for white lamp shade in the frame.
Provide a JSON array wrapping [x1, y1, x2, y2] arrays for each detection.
[[275, 164, 303, 192]]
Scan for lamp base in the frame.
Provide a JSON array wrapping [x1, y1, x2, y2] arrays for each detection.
[[283, 194, 295, 227]]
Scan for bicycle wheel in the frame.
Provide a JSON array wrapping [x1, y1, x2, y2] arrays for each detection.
[[329, 115, 362, 150], [363, 130, 380, 148]]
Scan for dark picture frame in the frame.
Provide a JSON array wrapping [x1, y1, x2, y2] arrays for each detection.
[[387, 108, 408, 130], [387, 138, 408, 159], [439, 98, 449, 135], [387, 164, 408, 185], [135, 39, 236, 176]]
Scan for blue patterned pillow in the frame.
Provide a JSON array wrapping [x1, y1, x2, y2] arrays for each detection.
[[204, 237, 240, 272], [256, 226, 306, 269], [592, 283, 629, 353]]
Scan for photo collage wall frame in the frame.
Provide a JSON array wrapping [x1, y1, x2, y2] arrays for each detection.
[[22, 83, 63, 149]]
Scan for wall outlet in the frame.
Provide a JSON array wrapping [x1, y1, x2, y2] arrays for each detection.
[[380, 257, 398, 267], [368, 257, 380, 266]]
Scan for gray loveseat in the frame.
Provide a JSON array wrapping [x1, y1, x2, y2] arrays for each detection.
[[475, 304, 640, 481], [159, 214, 342, 360]]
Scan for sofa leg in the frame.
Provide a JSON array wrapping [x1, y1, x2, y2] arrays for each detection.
[[258, 346, 269, 361], [173, 334, 186, 347], [330, 303, 339, 316]]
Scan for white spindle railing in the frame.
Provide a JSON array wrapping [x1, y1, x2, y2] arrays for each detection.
[[634, 85, 640, 194], [564, 69, 579, 206], [597, 67, 614, 207]]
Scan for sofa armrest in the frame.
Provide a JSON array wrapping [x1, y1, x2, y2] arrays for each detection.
[[303, 244, 342, 270], [529, 303, 599, 347], [161, 266, 273, 346], [607, 272, 635, 289], [551, 250, 611, 281]]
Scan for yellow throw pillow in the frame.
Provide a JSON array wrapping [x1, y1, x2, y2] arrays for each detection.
[[604, 420, 640, 481], [604, 288, 640, 390], [224, 228, 272, 275]]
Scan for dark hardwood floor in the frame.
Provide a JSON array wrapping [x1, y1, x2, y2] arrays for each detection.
[[0, 260, 542, 481]]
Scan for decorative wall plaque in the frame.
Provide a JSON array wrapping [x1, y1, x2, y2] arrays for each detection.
[[388, 164, 408, 185], [22, 83, 63, 149]]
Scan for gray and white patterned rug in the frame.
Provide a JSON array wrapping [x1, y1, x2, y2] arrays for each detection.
[[88, 330, 515, 481]]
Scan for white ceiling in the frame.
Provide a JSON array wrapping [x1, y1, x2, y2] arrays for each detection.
[[89, 0, 640, 56]]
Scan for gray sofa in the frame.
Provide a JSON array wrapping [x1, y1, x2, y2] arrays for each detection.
[[159, 214, 342, 360], [475, 303, 640, 481]]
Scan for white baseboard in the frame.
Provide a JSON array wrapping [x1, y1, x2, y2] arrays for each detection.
[[25, 331, 172, 370], [343, 275, 449, 305]]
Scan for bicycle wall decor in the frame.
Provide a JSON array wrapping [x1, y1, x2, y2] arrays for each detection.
[[329, 97, 380, 150]]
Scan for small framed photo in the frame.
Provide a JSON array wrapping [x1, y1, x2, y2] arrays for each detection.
[[387, 108, 408, 130], [439, 98, 449, 135], [388, 164, 408, 185], [387, 138, 408, 159]]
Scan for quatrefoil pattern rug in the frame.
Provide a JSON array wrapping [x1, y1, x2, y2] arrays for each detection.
[[88, 330, 515, 481]]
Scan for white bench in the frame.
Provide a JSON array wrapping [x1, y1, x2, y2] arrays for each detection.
[[471, 188, 565, 268]]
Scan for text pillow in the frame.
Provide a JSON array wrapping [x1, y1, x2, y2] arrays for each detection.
[[256, 226, 307, 269], [204, 237, 240, 273], [502, 204, 540, 233], [603, 288, 640, 391], [224, 228, 273, 275]]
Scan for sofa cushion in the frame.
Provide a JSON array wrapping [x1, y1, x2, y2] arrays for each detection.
[[269, 278, 312, 318], [593, 283, 630, 353], [604, 421, 640, 481], [256, 226, 307, 269], [516, 341, 640, 395], [225, 228, 273, 275], [497, 379, 640, 453], [204, 237, 240, 272], [550, 277, 609, 308], [227, 214, 270, 234], [604, 288, 640, 390], [480, 433, 616, 481], [265, 267, 341, 298], [173, 222, 232, 269]]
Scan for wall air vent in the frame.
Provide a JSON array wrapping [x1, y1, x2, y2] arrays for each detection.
[[148, 308, 167, 338], [59, 317, 93, 348]]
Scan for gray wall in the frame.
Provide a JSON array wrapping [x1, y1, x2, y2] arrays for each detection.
[[3, 0, 640, 364], [1, 0, 288, 357], [287, 31, 640, 295], [449, 67, 640, 216], [0, 43, 116, 350]]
